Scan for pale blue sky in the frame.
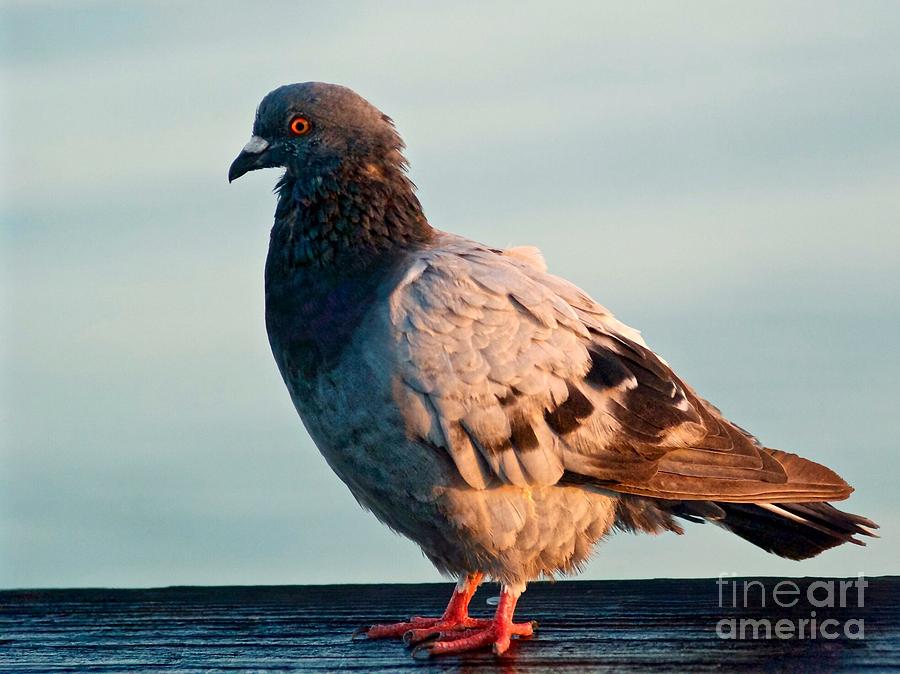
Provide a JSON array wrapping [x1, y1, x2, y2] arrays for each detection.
[[2, 1, 898, 588]]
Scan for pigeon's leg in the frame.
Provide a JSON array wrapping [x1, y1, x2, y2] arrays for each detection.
[[412, 584, 536, 657], [359, 572, 488, 640]]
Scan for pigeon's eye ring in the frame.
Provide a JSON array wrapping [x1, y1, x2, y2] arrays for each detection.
[[289, 116, 312, 136]]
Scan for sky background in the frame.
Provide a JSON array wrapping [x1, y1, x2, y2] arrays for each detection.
[[1, 1, 898, 589]]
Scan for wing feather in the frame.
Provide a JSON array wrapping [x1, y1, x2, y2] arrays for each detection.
[[389, 234, 852, 502]]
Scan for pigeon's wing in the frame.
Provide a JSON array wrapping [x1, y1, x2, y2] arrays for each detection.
[[389, 235, 852, 502]]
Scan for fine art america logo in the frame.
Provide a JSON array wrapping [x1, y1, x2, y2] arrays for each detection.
[[716, 575, 867, 640]]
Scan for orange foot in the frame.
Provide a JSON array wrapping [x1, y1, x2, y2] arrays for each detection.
[[411, 587, 536, 657], [355, 572, 484, 641]]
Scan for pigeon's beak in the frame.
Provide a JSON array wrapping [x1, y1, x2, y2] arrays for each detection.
[[228, 136, 271, 183]]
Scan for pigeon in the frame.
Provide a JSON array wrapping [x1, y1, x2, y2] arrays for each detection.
[[229, 82, 877, 657]]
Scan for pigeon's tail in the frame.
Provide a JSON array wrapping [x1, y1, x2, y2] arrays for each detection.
[[710, 501, 879, 560]]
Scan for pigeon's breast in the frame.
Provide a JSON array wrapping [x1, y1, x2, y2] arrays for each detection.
[[265, 270, 377, 380], [278, 308, 462, 551]]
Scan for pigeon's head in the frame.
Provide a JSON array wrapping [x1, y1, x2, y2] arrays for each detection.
[[228, 82, 403, 183]]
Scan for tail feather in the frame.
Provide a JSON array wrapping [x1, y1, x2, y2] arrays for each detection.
[[712, 501, 878, 560]]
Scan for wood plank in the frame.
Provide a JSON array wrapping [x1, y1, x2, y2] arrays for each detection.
[[1, 577, 898, 672]]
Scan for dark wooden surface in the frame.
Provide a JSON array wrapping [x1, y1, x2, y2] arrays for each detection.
[[1, 577, 898, 672]]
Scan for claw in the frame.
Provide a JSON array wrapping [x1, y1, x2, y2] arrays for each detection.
[[354, 573, 485, 643], [353, 576, 537, 658], [413, 588, 534, 657], [411, 641, 434, 660]]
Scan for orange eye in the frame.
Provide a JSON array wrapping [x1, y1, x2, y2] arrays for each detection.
[[289, 115, 312, 136]]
